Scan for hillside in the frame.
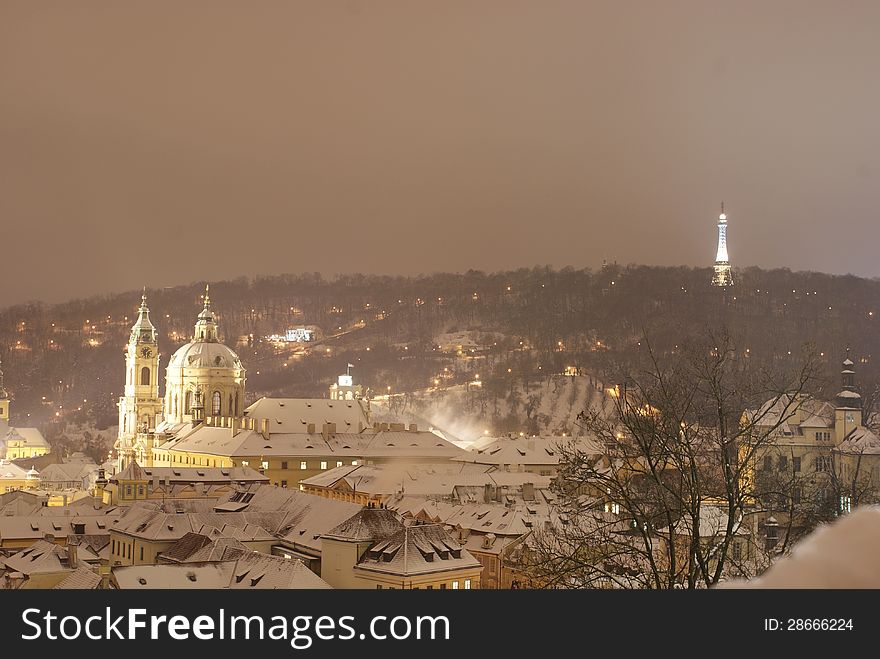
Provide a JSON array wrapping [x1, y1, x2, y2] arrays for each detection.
[[2, 265, 880, 447]]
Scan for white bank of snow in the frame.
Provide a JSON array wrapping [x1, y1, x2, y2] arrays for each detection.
[[722, 506, 880, 588]]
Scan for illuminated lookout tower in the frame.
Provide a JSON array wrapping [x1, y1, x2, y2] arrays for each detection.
[[711, 203, 733, 288]]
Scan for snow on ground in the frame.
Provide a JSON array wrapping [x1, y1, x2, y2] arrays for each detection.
[[371, 374, 615, 448]]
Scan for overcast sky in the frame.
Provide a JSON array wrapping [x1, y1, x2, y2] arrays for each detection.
[[2, 1, 879, 306]]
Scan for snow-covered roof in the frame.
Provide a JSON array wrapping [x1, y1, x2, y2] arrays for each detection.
[[113, 553, 330, 589], [322, 508, 403, 542], [4, 426, 48, 448], [53, 566, 102, 590], [355, 523, 481, 577], [244, 397, 371, 432], [835, 426, 880, 455]]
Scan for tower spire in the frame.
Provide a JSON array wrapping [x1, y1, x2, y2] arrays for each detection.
[[130, 287, 157, 343], [194, 284, 219, 342], [711, 203, 733, 287]]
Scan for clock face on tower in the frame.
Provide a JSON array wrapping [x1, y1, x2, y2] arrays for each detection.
[[140, 347, 153, 358]]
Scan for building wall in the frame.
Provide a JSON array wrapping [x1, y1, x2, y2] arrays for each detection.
[[4, 443, 50, 461], [17, 571, 71, 589], [353, 567, 482, 590], [109, 532, 274, 566], [319, 537, 374, 588]]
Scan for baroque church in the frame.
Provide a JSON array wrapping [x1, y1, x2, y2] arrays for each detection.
[[114, 286, 246, 470], [111, 286, 455, 492]]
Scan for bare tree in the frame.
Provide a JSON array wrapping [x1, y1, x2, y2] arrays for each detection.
[[513, 330, 819, 588]]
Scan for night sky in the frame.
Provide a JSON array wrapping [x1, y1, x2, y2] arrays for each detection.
[[2, 1, 879, 306]]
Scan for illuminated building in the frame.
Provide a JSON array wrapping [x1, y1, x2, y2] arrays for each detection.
[[161, 285, 246, 428], [115, 290, 163, 469], [712, 203, 734, 288]]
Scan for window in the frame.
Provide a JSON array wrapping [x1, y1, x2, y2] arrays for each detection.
[[261, 461, 269, 470], [137, 485, 144, 497], [815, 456, 831, 473], [840, 495, 852, 514], [281, 480, 287, 488], [762, 455, 772, 471], [336, 461, 343, 468], [352, 460, 358, 466], [464, 579, 471, 589], [439, 583, 446, 590], [140, 366, 151, 386], [281, 461, 288, 470], [778, 456, 788, 472], [732, 542, 742, 561], [235, 392, 240, 416], [300, 461, 308, 470], [185, 391, 192, 415], [376, 585, 382, 589], [125, 485, 132, 497], [793, 487, 802, 504], [793, 456, 801, 473], [212, 391, 221, 416], [452, 581, 459, 590], [321, 461, 328, 470], [241, 461, 249, 467], [140, 547, 144, 561], [229, 394, 234, 417]]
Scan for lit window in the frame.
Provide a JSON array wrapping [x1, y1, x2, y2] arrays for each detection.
[[261, 461, 269, 470], [300, 461, 307, 470], [452, 581, 459, 590], [241, 461, 249, 467], [464, 579, 471, 589], [352, 460, 358, 466], [321, 461, 328, 470], [336, 461, 343, 468]]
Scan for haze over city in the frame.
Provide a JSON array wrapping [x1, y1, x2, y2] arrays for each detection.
[[3, 1, 880, 306]]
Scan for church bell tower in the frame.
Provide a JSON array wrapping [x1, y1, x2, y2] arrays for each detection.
[[115, 290, 162, 468]]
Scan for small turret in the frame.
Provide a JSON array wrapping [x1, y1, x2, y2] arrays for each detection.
[[193, 284, 219, 342]]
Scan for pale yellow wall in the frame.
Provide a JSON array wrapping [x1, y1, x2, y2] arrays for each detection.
[[1, 477, 39, 492], [354, 567, 482, 590], [320, 537, 374, 588], [18, 571, 71, 589], [5, 444, 50, 461]]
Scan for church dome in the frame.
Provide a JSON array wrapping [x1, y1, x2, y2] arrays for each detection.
[[168, 341, 242, 370]]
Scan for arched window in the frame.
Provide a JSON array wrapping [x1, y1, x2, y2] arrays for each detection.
[[140, 366, 150, 386], [185, 391, 192, 414], [229, 394, 234, 417], [212, 391, 221, 416]]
